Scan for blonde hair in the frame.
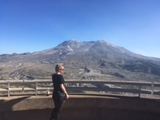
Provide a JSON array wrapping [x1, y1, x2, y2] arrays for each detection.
[[55, 63, 64, 72]]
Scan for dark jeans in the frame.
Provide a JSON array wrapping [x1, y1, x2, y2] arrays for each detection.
[[50, 93, 66, 120]]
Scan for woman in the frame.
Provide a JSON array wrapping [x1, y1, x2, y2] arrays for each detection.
[[50, 63, 69, 120]]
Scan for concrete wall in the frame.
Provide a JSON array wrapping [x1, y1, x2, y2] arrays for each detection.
[[0, 95, 160, 120]]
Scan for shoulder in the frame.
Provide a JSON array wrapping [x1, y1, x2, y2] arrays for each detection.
[[52, 73, 56, 77]]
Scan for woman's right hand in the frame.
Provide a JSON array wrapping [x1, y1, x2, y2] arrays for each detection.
[[66, 93, 69, 99]]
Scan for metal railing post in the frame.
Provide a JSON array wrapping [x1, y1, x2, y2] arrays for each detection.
[[151, 82, 154, 95], [138, 85, 141, 98], [35, 82, 38, 96], [8, 81, 10, 97]]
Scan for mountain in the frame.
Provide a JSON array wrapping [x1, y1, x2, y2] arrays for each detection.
[[0, 40, 160, 81]]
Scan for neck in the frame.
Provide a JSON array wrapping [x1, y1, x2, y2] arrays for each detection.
[[56, 72, 61, 75]]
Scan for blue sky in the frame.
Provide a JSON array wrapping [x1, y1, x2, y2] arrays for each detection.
[[0, 0, 160, 58]]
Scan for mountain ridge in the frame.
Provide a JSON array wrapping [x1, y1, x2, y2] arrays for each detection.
[[0, 40, 160, 81]]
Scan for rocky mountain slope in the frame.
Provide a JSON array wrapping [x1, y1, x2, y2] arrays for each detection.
[[0, 40, 160, 81]]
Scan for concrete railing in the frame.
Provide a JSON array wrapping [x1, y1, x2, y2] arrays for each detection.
[[0, 95, 160, 120], [0, 79, 160, 98]]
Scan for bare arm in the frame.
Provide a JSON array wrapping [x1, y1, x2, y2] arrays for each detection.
[[60, 84, 69, 99]]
